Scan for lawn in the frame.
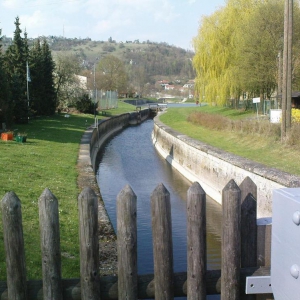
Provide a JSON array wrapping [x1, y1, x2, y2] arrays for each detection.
[[0, 101, 135, 280]]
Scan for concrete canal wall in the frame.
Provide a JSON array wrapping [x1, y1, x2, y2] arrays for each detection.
[[152, 116, 300, 219]]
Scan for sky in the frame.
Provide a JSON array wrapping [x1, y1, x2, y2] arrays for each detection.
[[0, 0, 225, 50]]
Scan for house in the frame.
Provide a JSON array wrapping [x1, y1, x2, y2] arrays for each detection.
[[165, 85, 175, 91], [156, 80, 169, 87], [75, 75, 88, 90], [277, 91, 300, 109]]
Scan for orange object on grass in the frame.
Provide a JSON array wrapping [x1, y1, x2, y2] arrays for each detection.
[[1, 132, 13, 141]]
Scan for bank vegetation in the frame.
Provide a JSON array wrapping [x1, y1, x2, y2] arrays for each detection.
[[159, 106, 300, 176]]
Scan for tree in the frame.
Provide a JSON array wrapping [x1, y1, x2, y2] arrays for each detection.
[[193, 2, 243, 105], [192, 0, 300, 109], [128, 64, 148, 97], [54, 54, 82, 110], [41, 39, 56, 115], [29, 38, 44, 115], [235, 0, 285, 102], [29, 38, 56, 116], [96, 55, 128, 92], [5, 17, 28, 122], [0, 29, 12, 125]]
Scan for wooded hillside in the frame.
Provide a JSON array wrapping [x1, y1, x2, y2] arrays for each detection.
[[1, 36, 195, 85]]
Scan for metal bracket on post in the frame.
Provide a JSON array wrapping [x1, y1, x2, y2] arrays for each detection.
[[245, 276, 272, 294]]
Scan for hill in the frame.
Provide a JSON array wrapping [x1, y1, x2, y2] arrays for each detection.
[[47, 36, 195, 84], [2, 35, 196, 97], [2, 36, 195, 84]]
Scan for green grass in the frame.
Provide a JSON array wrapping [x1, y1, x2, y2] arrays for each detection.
[[159, 106, 300, 176], [0, 101, 135, 280]]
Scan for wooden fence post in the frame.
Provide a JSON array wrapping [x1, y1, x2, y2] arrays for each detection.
[[239, 177, 257, 300], [151, 183, 174, 299], [187, 182, 206, 300], [117, 185, 138, 299], [221, 179, 241, 300], [78, 187, 100, 300], [1, 192, 27, 300], [38, 188, 63, 300]]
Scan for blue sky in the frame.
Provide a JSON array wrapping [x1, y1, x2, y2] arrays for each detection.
[[0, 0, 225, 50]]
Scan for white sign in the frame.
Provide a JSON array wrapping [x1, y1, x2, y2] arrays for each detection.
[[270, 109, 282, 124], [253, 97, 260, 103]]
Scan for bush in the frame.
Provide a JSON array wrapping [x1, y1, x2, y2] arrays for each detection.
[[188, 111, 282, 141], [292, 108, 300, 123], [75, 94, 95, 114], [286, 123, 300, 146]]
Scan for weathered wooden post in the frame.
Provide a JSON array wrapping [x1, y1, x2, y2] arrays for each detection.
[[117, 185, 138, 299], [78, 187, 100, 300], [221, 179, 241, 300], [187, 182, 206, 300], [239, 177, 257, 300], [1, 192, 28, 300], [38, 188, 63, 300], [151, 183, 174, 299]]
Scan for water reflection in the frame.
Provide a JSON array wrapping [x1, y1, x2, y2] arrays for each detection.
[[96, 119, 222, 298]]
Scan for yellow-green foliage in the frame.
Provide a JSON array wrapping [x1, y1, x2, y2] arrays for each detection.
[[292, 108, 300, 123], [192, 0, 258, 105], [192, 0, 300, 105]]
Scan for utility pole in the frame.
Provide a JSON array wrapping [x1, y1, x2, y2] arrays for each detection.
[[281, 0, 293, 141], [278, 51, 282, 104]]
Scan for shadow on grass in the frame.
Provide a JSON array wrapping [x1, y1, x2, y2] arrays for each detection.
[[10, 113, 96, 144]]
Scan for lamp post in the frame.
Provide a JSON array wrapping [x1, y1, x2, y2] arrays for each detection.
[[93, 60, 99, 127]]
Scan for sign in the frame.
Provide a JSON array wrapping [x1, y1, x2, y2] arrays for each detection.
[[253, 97, 260, 103], [270, 109, 282, 124]]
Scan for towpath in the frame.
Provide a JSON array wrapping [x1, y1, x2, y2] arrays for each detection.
[[77, 125, 117, 276]]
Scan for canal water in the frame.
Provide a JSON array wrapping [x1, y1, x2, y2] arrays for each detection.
[[96, 118, 222, 299]]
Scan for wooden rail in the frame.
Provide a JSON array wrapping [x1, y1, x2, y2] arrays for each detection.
[[0, 177, 271, 299]]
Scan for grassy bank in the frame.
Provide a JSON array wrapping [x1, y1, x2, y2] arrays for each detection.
[[159, 106, 300, 176], [0, 101, 135, 280]]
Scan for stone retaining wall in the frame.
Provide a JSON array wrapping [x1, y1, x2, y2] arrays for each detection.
[[152, 117, 300, 218]]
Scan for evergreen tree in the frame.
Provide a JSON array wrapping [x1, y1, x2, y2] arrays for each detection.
[[41, 39, 56, 115], [29, 38, 44, 115], [4, 17, 28, 123], [29, 38, 56, 116], [0, 29, 12, 126]]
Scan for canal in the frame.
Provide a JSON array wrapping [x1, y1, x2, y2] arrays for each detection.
[[96, 118, 222, 299]]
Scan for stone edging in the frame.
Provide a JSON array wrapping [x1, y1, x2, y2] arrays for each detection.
[[77, 125, 117, 276]]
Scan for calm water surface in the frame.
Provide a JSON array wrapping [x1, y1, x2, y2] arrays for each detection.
[[96, 119, 222, 299]]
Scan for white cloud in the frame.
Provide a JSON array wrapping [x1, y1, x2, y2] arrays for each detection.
[[2, 0, 22, 9], [1, 0, 225, 49], [84, 0, 177, 23], [20, 10, 45, 31], [153, 0, 179, 23]]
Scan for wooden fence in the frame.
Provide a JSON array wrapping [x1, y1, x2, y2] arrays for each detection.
[[0, 177, 271, 299]]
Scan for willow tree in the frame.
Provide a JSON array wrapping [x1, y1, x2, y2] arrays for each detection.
[[192, 0, 292, 106], [193, 0, 254, 105]]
